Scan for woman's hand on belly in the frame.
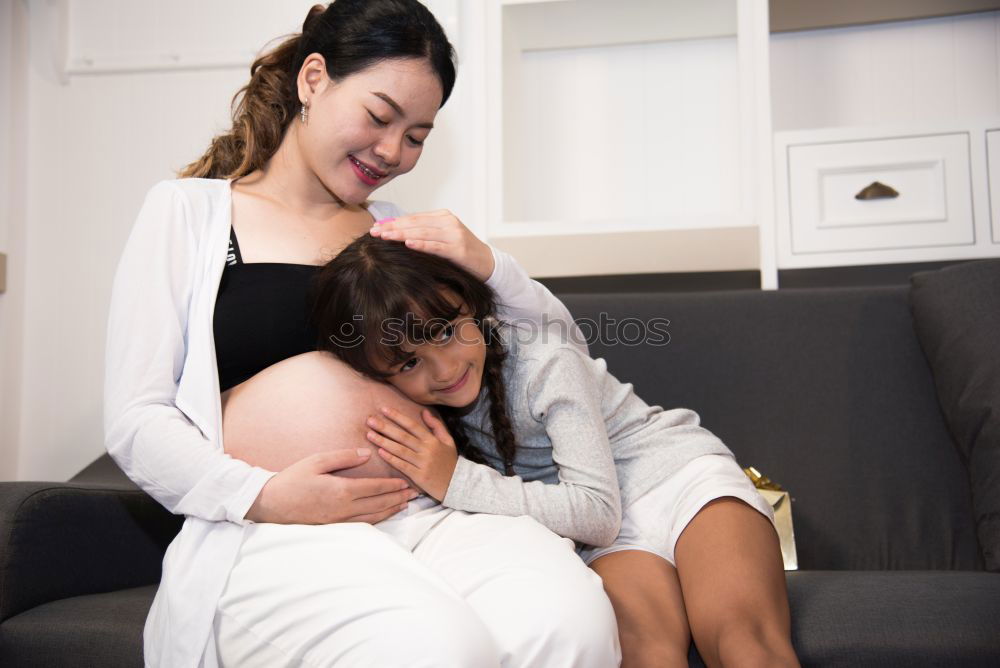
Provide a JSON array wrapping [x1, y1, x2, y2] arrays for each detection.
[[244, 449, 418, 525], [222, 351, 434, 524]]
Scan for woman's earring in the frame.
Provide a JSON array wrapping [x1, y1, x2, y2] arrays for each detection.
[[300, 102, 309, 125]]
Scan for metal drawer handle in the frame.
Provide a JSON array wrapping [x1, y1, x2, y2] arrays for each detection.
[[855, 181, 899, 200]]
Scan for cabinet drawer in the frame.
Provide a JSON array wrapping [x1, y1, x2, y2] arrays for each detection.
[[787, 133, 974, 255]]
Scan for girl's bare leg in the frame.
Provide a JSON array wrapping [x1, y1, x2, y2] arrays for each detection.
[[674, 497, 799, 668], [590, 550, 690, 668]]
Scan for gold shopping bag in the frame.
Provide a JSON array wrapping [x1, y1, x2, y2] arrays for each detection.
[[743, 466, 798, 571]]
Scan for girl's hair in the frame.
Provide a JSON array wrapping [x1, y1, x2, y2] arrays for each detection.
[[310, 236, 518, 474], [179, 0, 457, 180]]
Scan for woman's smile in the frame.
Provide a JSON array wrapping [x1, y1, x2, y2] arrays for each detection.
[[348, 154, 386, 185]]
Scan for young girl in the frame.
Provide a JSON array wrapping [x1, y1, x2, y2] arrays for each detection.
[[311, 232, 800, 667]]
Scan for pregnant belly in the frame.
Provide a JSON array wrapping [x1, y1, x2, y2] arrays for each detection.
[[221, 350, 428, 484]]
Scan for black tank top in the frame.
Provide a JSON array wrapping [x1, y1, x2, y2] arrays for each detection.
[[213, 226, 322, 392]]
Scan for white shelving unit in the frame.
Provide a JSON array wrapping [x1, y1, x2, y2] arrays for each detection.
[[773, 119, 1000, 270], [768, 11, 1000, 279], [481, 2, 1000, 286], [484, 0, 775, 283]]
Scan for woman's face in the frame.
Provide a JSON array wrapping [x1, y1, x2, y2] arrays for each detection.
[[297, 56, 443, 205]]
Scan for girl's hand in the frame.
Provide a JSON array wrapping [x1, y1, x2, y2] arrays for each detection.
[[370, 211, 495, 282], [245, 448, 419, 525], [366, 406, 458, 501]]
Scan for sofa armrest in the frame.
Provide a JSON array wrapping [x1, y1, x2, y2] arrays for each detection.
[[0, 481, 182, 621]]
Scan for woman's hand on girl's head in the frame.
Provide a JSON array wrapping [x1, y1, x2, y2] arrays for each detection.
[[244, 448, 419, 525], [369, 211, 496, 282], [366, 406, 458, 501]]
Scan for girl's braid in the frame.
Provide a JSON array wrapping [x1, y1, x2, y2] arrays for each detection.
[[482, 328, 518, 475], [437, 322, 518, 474]]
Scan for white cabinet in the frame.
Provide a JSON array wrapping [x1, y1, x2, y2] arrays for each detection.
[[468, 3, 1000, 284], [768, 11, 1000, 277], [775, 122, 998, 269], [483, 0, 773, 278], [786, 132, 974, 254]]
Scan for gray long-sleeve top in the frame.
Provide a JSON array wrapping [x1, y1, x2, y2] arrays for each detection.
[[442, 331, 733, 547]]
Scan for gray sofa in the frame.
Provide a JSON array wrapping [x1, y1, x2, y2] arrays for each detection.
[[2, 278, 998, 666]]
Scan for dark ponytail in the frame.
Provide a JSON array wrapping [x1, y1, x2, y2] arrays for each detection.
[[179, 0, 457, 180]]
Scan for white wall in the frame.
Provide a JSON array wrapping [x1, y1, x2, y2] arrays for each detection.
[[2, 0, 475, 482], [1, 0, 30, 481], [0, 0, 13, 480], [770, 10, 1000, 131]]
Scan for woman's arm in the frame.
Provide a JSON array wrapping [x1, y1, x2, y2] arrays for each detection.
[[104, 181, 274, 524], [369, 211, 589, 356], [105, 182, 410, 526]]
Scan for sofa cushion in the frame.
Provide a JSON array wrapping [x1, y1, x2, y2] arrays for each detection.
[[561, 287, 981, 570], [783, 571, 1000, 667], [909, 260, 1000, 571], [0, 585, 154, 667], [4, 576, 996, 668]]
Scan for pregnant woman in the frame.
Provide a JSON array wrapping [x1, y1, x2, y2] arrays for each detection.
[[104, 1, 619, 666]]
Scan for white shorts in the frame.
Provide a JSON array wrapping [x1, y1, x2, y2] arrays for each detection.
[[577, 453, 776, 566]]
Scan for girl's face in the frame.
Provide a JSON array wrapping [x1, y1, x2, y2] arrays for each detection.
[[376, 310, 487, 409], [297, 56, 443, 205]]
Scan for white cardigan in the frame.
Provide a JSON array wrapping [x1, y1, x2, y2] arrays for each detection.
[[104, 177, 586, 667]]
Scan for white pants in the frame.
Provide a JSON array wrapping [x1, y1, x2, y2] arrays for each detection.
[[578, 454, 776, 566], [214, 496, 621, 667]]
